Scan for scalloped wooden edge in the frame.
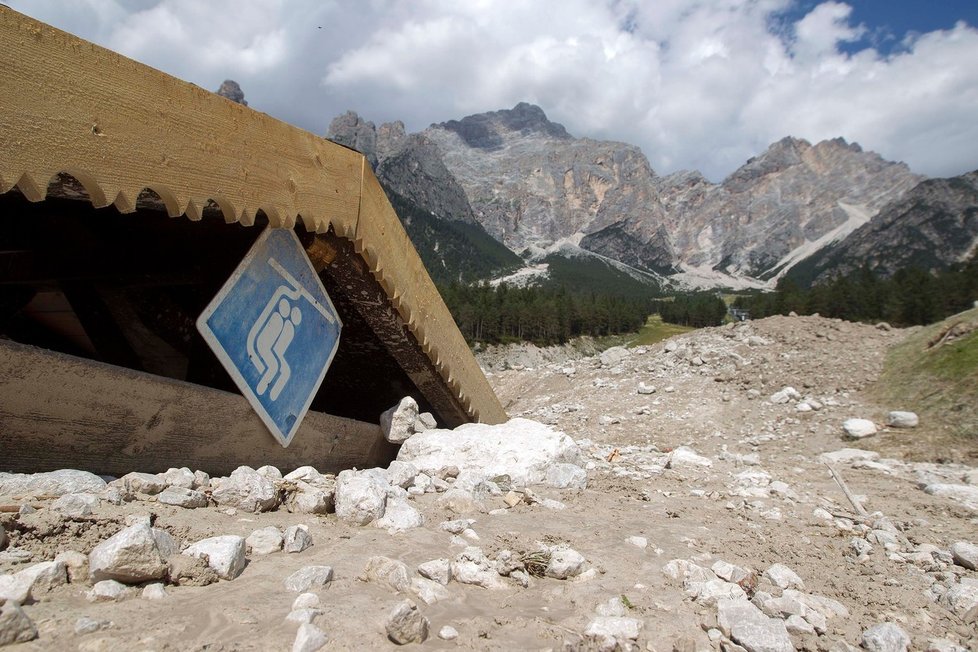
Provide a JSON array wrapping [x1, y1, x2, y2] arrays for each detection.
[[0, 6, 506, 425]]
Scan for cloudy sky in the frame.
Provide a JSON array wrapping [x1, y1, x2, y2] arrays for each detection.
[[11, 0, 978, 181]]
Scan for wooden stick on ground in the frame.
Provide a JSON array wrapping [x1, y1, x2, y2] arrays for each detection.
[[824, 462, 868, 517]]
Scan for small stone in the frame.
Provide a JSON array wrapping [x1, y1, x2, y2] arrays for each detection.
[[74, 616, 111, 634], [86, 579, 135, 602], [0, 602, 37, 644], [166, 554, 218, 586], [950, 541, 978, 570], [286, 608, 320, 625], [182, 535, 247, 580], [285, 566, 333, 593], [334, 472, 388, 525], [52, 493, 99, 517], [161, 467, 196, 488], [157, 486, 209, 509], [886, 411, 918, 428], [375, 498, 424, 533], [584, 616, 643, 650], [417, 559, 452, 586], [212, 466, 279, 513], [626, 536, 648, 549], [451, 547, 508, 589], [667, 446, 712, 468], [120, 471, 167, 495], [284, 525, 313, 553], [292, 593, 321, 610], [784, 614, 815, 635], [503, 491, 522, 508], [381, 397, 420, 444], [596, 596, 628, 617], [763, 563, 805, 590], [637, 382, 656, 395], [438, 625, 459, 640], [246, 527, 284, 555], [769, 387, 801, 404], [924, 639, 968, 652], [861, 622, 910, 652], [411, 577, 451, 605], [55, 550, 89, 583], [545, 547, 586, 579], [292, 623, 328, 652], [386, 461, 420, 489], [386, 599, 429, 645], [141, 583, 167, 600], [842, 418, 877, 439], [362, 556, 410, 592]]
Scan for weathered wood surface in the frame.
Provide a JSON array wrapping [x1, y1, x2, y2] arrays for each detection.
[[0, 340, 396, 476], [0, 6, 507, 426]]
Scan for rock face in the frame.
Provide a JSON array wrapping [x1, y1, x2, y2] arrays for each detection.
[[802, 170, 978, 284], [328, 104, 928, 287], [215, 79, 247, 106]]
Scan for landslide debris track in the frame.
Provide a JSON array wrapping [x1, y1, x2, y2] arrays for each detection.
[[2, 314, 977, 651]]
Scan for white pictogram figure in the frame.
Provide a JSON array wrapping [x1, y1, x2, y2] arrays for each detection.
[[245, 256, 336, 403]]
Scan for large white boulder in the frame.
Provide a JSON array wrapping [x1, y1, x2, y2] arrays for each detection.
[[182, 536, 247, 580], [88, 522, 170, 584], [397, 419, 583, 488], [843, 418, 877, 439], [212, 466, 279, 513], [380, 396, 420, 444], [0, 469, 106, 497], [334, 471, 388, 525]]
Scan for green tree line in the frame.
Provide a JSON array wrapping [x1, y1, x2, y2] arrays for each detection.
[[653, 293, 728, 328], [733, 256, 978, 326], [439, 282, 651, 345]]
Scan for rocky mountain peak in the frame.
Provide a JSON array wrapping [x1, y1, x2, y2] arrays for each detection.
[[327, 111, 379, 165], [215, 79, 247, 106], [434, 102, 570, 151]]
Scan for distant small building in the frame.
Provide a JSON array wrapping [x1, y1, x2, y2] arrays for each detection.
[[729, 307, 751, 322]]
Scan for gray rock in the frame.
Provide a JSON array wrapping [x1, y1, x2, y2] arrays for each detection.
[[451, 547, 507, 589], [0, 601, 37, 645], [0, 573, 32, 606], [257, 465, 284, 480], [284, 525, 313, 553], [410, 577, 451, 605], [362, 556, 411, 592], [74, 616, 111, 634], [246, 526, 284, 555], [52, 492, 98, 517], [686, 579, 747, 606], [599, 346, 629, 368], [417, 559, 452, 586], [438, 625, 459, 640], [886, 411, 918, 428], [375, 498, 424, 533], [842, 418, 877, 439], [285, 566, 334, 592], [183, 536, 247, 580], [584, 616, 643, 650], [86, 579, 135, 602], [193, 470, 211, 489], [417, 413, 437, 430], [763, 563, 805, 590], [157, 486, 209, 509], [544, 463, 587, 490], [13, 561, 66, 598], [939, 580, 978, 617], [160, 467, 195, 489], [717, 598, 766, 638], [286, 608, 320, 625], [386, 599, 429, 645], [637, 382, 656, 395], [334, 472, 388, 525], [924, 639, 968, 652], [0, 469, 106, 497], [292, 622, 328, 652], [950, 541, 978, 570], [381, 396, 420, 444], [386, 461, 420, 489], [283, 480, 334, 515], [923, 483, 978, 511], [120, 471, 168, 495], [89, 522, 169, 584], [545, 547, 586, 579], [141, 583, 167, 600], [215, 79, 248, 106], [55, 550, 88, 583], [820, 449, 880, 464], [730, 617, 794, 652], [292, 593, 321, 610], [861, 623, 910, 652], [769, 387, 801, 404], [212, 466, 279, 513]]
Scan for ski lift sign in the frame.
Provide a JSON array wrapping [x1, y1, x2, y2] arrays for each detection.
[[196, 228, 342, 447]]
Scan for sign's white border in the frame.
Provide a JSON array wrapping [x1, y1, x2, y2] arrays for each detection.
[[195, 227, 343, 448]]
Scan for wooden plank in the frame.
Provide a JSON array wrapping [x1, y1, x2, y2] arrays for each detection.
[[0, 7, 362, 236], [0, 339, 395, 476]]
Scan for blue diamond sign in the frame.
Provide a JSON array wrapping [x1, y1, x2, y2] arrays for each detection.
[[196, 228, 342, 447]]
